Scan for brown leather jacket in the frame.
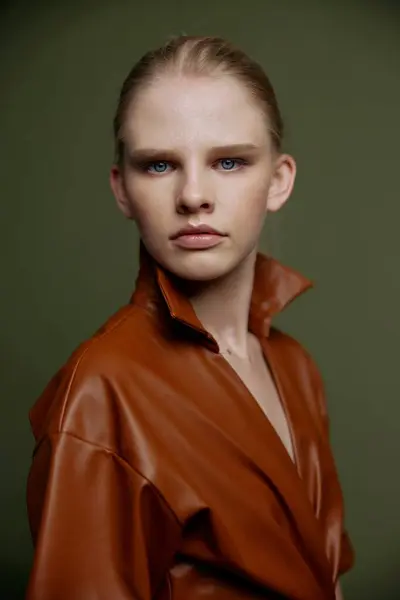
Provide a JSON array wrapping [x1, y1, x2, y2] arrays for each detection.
[[26, 245, 354, 599]]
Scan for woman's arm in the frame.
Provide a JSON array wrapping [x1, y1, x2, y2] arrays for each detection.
[[26, 432, 181, 599]]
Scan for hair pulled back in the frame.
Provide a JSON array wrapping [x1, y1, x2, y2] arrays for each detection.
[[113, 36, 284, 165]]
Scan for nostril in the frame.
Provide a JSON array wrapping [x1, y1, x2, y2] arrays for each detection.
[[176, 197, 214, 214]]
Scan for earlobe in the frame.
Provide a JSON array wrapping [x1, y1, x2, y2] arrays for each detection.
[[110, 165, 135, 219], [266, 153, 297, 213]]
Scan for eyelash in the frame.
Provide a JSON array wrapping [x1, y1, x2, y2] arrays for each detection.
[[142, 158, 248, 174]]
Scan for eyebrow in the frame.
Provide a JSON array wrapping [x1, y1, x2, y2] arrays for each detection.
[[127, 143, 261, 163]]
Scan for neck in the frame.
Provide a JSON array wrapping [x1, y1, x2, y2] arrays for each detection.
[[184, 250, 258, 359]]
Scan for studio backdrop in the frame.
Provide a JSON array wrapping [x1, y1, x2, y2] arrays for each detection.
[[1, 1, 399, 598]]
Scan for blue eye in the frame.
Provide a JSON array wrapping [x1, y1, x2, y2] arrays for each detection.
[[218, 158, 243, 171], [147, 161, 170, 174]]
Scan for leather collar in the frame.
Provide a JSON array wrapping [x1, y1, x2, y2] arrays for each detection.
[[132, 241, 312, 351]]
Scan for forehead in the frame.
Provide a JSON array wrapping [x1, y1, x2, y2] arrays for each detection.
[[124, 74, 270, 150]]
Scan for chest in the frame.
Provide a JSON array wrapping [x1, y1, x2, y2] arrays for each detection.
[[125, 331, 327, 522], [124, 335, 334, 595], [223, 343, 295, 463]]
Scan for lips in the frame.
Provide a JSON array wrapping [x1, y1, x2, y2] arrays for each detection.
[[170, 225, 225, 240], [169, 224, 227, 250]]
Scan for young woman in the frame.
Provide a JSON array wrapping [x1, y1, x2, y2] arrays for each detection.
[[26, 36, 354, 600]]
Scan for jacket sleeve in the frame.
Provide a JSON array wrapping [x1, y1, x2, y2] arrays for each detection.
[[26, 432, 181, 600]]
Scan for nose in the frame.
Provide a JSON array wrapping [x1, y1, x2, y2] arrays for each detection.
[[175, 167, 214, 215]]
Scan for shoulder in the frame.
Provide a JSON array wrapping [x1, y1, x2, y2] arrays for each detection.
[[29, 302, 158, 449], [268, 326, 319, 374]]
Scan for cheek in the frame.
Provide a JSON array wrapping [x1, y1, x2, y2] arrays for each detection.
[[124, 178, 167, 232], [133, 203, 166, 239], [228, 176, 269, 222]]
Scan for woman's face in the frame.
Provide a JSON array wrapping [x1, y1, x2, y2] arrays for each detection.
[[111, 74, 296, 281]]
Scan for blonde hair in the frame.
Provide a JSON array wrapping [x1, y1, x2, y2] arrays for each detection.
[[113, 35, 284, 165]]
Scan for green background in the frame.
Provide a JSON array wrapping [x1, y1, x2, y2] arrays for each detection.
[[1, 1, 399, 598]]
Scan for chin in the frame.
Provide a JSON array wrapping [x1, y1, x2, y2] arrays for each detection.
[[159, 250, 237, 283]]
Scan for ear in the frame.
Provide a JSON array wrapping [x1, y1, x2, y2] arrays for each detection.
[[266, 153, 297, 213], [109, 164, 135, 219]]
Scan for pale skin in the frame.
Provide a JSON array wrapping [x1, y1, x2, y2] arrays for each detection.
[[110, 72, 343, 599]]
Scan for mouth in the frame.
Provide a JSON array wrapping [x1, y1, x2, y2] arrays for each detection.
[[170, 225, 225, 239], [170, 225, 227, 250]]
